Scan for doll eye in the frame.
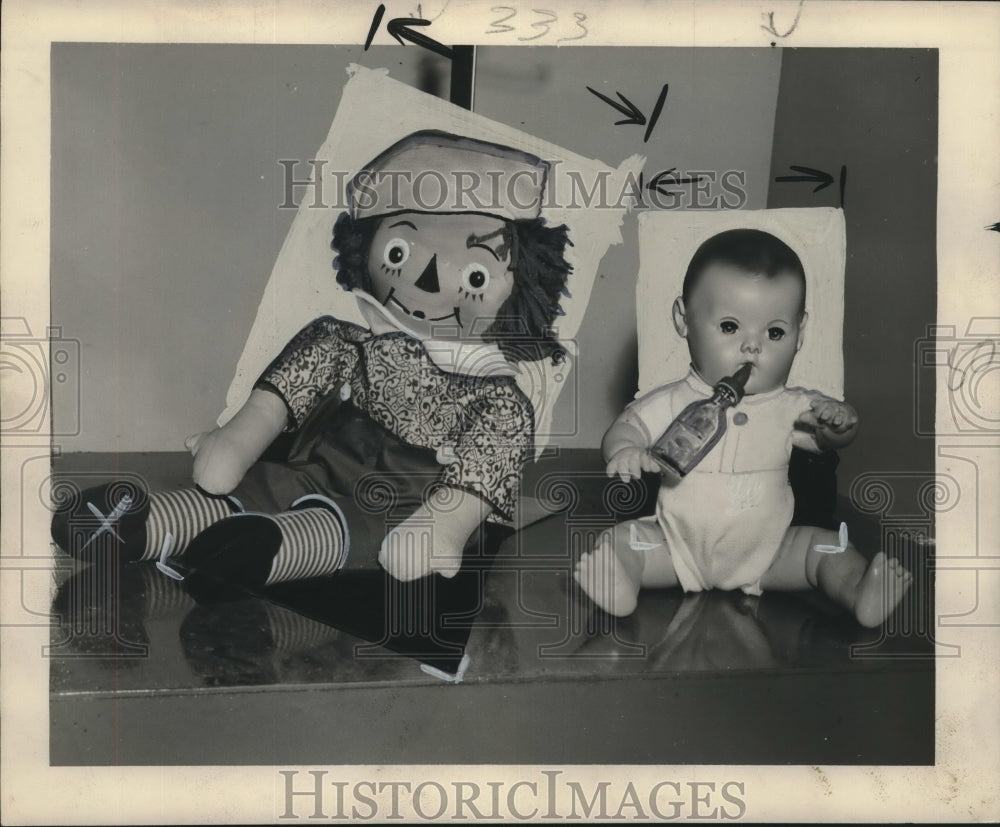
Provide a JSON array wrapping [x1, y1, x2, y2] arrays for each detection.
[[720, 321, 739, 334], [768, 327, 786, 341], [460, 263, 491, 297], [382, 238, 410, 269]]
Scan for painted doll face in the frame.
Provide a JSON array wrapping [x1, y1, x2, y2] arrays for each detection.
[[367, 212, 515, 340], [673, 261, 806, 394]]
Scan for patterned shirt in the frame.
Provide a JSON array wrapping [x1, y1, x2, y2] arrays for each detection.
[[258, 316, 535, 521]]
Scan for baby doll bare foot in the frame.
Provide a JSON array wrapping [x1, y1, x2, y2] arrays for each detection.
[[574, 532, 640, 617], [853, 551, 913, 628]]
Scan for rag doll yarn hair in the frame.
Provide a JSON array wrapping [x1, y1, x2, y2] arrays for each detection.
[[331, 130, 573, 364]]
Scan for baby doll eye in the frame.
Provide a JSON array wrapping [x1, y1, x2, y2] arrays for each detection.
[[382, 238, 410, 269], [768, 327, 786, 341], [459, 263, 491, 297], [720, 321, 739, 334]]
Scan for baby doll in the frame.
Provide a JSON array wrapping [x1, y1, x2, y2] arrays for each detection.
[[53, 130, 571, 589], [574, 228, 912, 627]]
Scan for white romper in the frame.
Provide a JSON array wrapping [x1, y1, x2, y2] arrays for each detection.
[[627, 369, 826, 595]]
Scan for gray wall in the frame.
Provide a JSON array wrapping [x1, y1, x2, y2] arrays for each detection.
[[51, 45, 781, 453], [475, 47, 781, 447], [51, 44, 448, 451], [52, 45, 935, 498], [766, 49, 937, 493]]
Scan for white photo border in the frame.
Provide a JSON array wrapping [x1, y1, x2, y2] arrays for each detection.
[[2, 1, 998, 823]]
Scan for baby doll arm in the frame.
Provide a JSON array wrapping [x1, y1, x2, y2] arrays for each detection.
[[186, 388, 288, 495], [796, 396, 859, 451], [602, 409, 662, 483]]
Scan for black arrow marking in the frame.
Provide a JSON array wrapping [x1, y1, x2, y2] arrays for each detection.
[[588, 83, 670, 143], [586, 86, 646, 126], [386, 16, 454, 59], [365, 6, 473, 109], [364, 4, 386, 50], [775, 165, 834, 192], [987, 222, 1000, 233], [643, 84, 669, 144], [647, 168, 705, 195], [775, 164, 847, 207]]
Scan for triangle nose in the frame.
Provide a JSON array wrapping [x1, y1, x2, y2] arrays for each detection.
[[414, 255, 441, 294]]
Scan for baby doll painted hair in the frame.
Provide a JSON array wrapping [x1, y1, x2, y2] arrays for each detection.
[[682, 228, 806, 316], [331, 211, 573, 364]]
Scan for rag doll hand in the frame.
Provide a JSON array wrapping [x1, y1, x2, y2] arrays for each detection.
[[187, 428, 259, 495], [378, 487, 487, 581], [187, 388, 288, 494], [378, 519, 462, 582]]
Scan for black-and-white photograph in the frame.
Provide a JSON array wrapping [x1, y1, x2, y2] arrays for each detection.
[[2, 1, 998, 823]]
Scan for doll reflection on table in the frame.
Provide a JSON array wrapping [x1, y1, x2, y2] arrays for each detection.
[[574, 229, 912, 627], [53, 131, 572, 589]]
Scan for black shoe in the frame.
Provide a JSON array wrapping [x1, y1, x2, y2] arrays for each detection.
[[51, 480, 150, 564], [179, 599, 281, 687], [174, 513, 283, 603]]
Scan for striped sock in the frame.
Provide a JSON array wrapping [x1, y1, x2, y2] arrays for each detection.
[[263, 602, 339, 651], [135, 564, 197, 620], [142, 489, 235, 561], [265, 508, 347, 585]]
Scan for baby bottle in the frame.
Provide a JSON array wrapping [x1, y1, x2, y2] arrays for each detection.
[[649, 362, 753, 477]]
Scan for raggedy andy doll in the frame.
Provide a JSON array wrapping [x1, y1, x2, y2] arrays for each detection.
[[53, 130, 572, 588]]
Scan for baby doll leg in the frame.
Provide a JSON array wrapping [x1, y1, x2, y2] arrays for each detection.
[[574, 519, 678, 617], [760, 525, 913, 628]]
